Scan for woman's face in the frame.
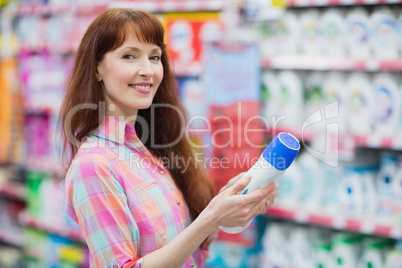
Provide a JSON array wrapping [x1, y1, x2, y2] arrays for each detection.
[[97, 32, 164, 119]]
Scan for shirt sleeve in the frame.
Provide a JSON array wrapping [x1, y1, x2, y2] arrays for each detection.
[[65, 153, 142, 268]]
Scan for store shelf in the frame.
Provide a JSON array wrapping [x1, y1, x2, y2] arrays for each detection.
[[262, 56, 402, 72], [286, 0, 402, 7], [0, 182, 26, 202], [25, 158, 63, 176], [19, 43, 75, 54], [108, 0, 227, 12], [19, 211, 85, 243], [268, 127, 402, 151], [17, 3, 107, 15], [267, 206, 402, 239], [0, 228, 23, 247], [173, 64, 203, 77]]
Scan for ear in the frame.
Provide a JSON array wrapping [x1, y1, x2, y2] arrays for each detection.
[[96, 63, 103, 82]]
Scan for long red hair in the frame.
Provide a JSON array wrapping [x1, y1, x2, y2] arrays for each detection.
[[59, 8, 216, 220]]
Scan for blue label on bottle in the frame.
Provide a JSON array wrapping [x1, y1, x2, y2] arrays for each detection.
[[242, 189, 249, 195]]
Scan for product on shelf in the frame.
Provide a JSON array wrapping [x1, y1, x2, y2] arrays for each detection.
[[260, 221, 402, 268], [321, 71, 348, 132], [178, 77, 207, 130], [164, 12, 223, 75], [276, 11, 300, 55], [0, 58, 24, 164], [276, 71, 304, 129], [320, 8, 346, 56], [372, 73, 401, 136], [262, 71, 281, 124], [0, 245, 24, 268], [299, 9, 321, 55], [346, 8, 371, 59], [298, 151, 324, 213], [304, 71, 323, 122], [332, 233, 364, 267], [345, 72, 373, 135], [393, 157, 402, 225], [376, 152, 399, 223], [358, 238, 395, 268], [370, 7, 400, 60]]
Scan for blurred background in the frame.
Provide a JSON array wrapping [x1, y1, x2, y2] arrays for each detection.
[[0, 0, 402, 267]]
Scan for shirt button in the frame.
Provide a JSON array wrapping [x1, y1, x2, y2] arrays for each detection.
[[176, 200, 180, 205]]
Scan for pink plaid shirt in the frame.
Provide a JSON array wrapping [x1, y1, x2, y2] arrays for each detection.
[[65, 117, 205, 268]]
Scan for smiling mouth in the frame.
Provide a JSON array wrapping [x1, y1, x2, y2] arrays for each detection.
[[129, 84, 152, 90]]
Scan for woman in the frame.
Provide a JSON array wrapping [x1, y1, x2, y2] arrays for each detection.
[[60, 8, 278, 268]]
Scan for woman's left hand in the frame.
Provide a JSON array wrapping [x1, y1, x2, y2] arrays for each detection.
[[219, 172, 279, 214]]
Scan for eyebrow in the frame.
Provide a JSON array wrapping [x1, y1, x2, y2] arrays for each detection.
[[121, 46, 162, 54]]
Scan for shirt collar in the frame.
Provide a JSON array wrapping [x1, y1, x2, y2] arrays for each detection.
[[92, 116, 165, 169], [94, 116, 137, 145]]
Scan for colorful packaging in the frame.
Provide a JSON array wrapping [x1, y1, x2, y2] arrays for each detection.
[[164, 12, 223, 75]]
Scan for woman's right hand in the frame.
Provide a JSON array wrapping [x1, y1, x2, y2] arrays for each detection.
[[202, 175, 278, 231]]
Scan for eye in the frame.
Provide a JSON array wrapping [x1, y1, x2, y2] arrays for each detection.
[[123, 54, 135, 60], [150, 55, 161, 61]]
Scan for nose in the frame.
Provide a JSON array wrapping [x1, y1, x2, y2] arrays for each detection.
[[138, 59, 154, 78]]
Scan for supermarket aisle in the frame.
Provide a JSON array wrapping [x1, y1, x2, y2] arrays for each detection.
[[0, 0, 402, 267]]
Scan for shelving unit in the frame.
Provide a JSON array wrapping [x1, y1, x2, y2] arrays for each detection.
[[262, 56, 402, 72], [266, 206, 402, 239], [268, 127, 402, 151], [0, 228, 23, 247], [19, 211, 85, 244], [0, 182, 26, 201], [108, 0, 227, 12], [286, 0, 402, 7]]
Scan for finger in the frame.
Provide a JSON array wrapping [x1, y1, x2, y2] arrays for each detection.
[[229, 172, 246, 186], [256, 194, 275, 215], [252, 188, 276, 211], [228, 174, 251, 195], [243, 183, 276, 203], [222, 172, 247, 193]]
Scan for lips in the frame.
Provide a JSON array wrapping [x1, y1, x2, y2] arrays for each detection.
[[129, 83, 152, 93]]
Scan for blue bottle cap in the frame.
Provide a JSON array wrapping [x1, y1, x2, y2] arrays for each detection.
[[262, 132, 300, 170]]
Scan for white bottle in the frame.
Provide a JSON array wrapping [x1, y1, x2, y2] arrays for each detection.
[[298, 151, 323, 213], [276, 11, 300, 55], [300, 9, 321, 55], [370, 7, 400, 59], [376, 152, 399, 221], [261, 71, 281, 121], [219, 132, 300, 234], [320, 8, 346, 56], [358, 238, 395, 268], [322, 71, 348, 133], [345, 72, 374, 135], [372, 73, 401, 136], [305, 71, 324, 119], [332, 233, 363, 268], [346, 8, 371, 59], [277, 71, 304, 128]]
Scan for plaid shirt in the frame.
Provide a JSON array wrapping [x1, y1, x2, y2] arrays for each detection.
[[65, 117, 204, 268]]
